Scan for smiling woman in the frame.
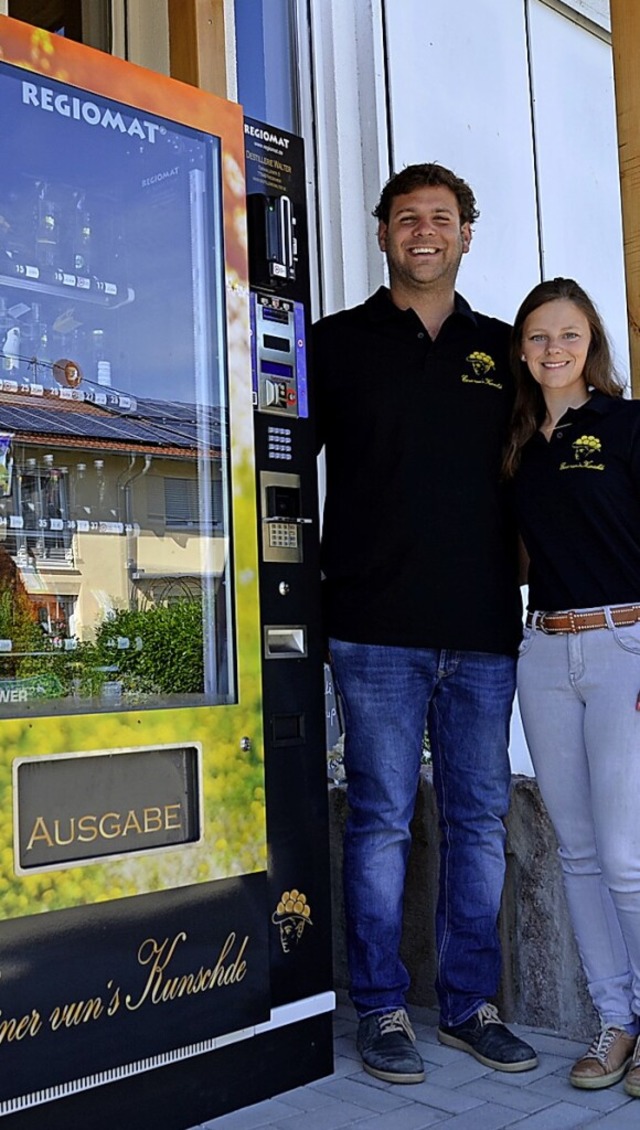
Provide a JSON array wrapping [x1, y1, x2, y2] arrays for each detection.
[[504, 276, 624, 473], [505, 276, 640, 1100], [520, 297, 591, 433]]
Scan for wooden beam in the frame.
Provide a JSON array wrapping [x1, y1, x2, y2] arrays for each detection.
[[610, 0, 640, 396], [168, 0, 227, 98]]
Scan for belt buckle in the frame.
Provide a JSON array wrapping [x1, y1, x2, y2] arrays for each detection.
[[538, 612, 554, 635]]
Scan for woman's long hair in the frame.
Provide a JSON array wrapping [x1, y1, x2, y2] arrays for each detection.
[[502, 277, 625, 478]]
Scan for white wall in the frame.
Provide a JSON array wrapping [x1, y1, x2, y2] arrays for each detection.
[[528, 0, 628, 380], [384, 0, 541, 324], [306, 0, 389, 316], [382, 0, 627, 375]]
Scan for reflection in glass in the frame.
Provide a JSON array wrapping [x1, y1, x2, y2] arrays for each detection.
[[0, 65, 235, 716], [235, 0, 300, 134]]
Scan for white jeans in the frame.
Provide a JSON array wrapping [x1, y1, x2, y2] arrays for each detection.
[[518, 612, 640, 1028]]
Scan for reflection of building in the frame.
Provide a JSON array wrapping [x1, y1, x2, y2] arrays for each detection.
[[0, 387, 227, 641], [0, 47, 234, 712]]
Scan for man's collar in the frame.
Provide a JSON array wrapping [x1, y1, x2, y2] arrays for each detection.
[[452, 292, 478, 324], [365, 286, 478, 326]]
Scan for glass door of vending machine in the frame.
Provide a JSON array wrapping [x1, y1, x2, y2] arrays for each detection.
[[0, 79, 237, 718], [0, 18, 334, 1129]]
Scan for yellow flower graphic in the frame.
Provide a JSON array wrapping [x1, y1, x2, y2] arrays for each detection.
[[273, 888, 312, 921], [466, 351, 496, 376], [573, 435, 601, 462]]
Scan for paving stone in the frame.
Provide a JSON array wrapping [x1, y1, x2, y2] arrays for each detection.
[[189, 1013, 617, 1130], [421, 1101, 524, 1129], [415, 1039, 468, 1067], [491, 1053, 570, 1087], [340, 1067, 403, 1091], [527, 1032, 589, 1060], [319, 1053, 373, 1081], [421, 1057, 493, 1088], [198, 1095, 306, 1128], [277, 1080, 357, 1112], [268, 1097, 377, 1130], [458, 1075, 556, 1114], [335, 1105, 451, 1129], [393, 1079, 486, 1114], [312, 1076, 414, 1112], [494, 1100, 601, 1129], [528, 1072, 635, 1112], [584, 1098, 640, 1127]]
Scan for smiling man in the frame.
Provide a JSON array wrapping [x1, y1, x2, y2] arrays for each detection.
[[314, 163, 537, 1084]]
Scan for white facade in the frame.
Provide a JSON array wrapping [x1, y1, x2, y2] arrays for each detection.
[[304, 0, 626, 371], [301, 0, 626, 773]]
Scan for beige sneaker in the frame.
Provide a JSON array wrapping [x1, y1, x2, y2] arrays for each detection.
[[624, 1035, 640, 1098], [570, 1027, 636, 1090]]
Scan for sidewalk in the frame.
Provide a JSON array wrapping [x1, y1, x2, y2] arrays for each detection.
[[190, 996, 638, 1130]]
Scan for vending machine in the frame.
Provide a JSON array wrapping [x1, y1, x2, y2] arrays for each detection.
[[0, 16, 332, 1128]]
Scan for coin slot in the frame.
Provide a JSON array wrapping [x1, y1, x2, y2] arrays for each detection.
[[271, 713, 306, 746]]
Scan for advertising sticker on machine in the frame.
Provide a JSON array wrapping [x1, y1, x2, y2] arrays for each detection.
[[0, 15, 270, 1112], [244, 119, 309, 419]]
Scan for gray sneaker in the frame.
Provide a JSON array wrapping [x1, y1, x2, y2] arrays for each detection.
[[357, 1008, 425, 1084]]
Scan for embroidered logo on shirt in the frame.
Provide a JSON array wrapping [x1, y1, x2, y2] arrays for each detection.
[[559, 434, 605, 471], [461, 351, 503, 389]]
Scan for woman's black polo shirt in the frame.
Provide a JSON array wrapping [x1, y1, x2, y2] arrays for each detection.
[[513, 392, 640, 612], [313, 286, 522, 656]]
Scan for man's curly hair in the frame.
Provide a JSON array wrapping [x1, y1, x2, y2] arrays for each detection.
[[373, 163, 479, 228]]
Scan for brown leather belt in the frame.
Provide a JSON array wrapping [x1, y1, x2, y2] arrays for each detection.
[[526, 604, 640, 634]]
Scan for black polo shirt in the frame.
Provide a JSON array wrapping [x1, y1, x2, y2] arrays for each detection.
[[513, 393, 640, 611], [313, 286, 522, 655]]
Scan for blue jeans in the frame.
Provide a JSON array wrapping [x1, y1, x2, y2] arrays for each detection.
[[330, 639, 515, 1026]]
